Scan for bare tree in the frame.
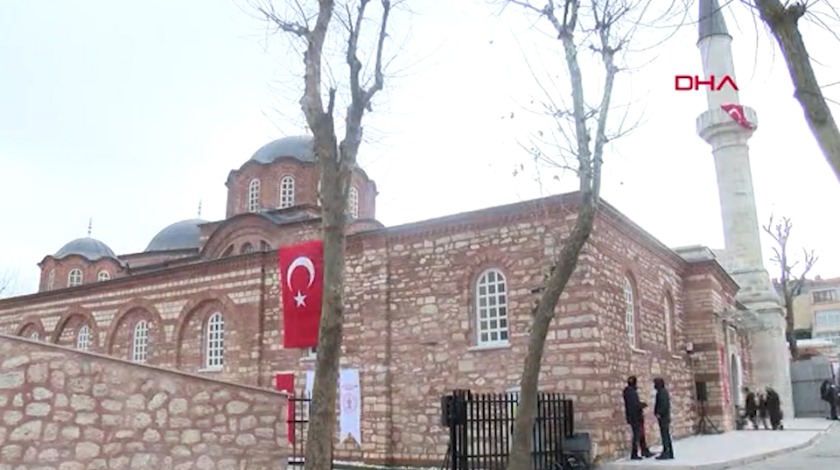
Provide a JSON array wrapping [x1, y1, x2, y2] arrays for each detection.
[[257, 2, 393, 470], [0, 268, 18, 298], [499, 1, 672, 469], [762, 214, 817, 360], [745, 0, 840, 183]]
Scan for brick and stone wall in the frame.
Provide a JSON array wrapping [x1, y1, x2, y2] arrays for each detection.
[[0, 334, 289, 470], [0, 194, 748, 466]]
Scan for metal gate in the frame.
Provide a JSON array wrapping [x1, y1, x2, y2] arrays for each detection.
[[440, 389, 576, 470], [791, 357, 832, 417]]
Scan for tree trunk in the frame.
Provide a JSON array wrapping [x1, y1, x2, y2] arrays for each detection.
[[784, 293, 798, 360], [754, 0, 840, 183], [507, 196, 597, 470]]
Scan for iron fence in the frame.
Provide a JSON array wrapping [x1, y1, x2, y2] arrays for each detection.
[[441, 389, 575, 470], [288, 394, 311, 466]]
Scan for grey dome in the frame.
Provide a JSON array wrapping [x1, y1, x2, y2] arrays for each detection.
[[145, 219, 207, 252], [55, 237, 118, 261], [249, 136, 316, 165]]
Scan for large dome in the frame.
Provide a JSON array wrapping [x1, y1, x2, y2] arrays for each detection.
[[55, 237, 118, 261], [145, 219, 207, 252], [249, 135, 316, 165]]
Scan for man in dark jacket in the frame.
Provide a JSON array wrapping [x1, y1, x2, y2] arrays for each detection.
[[653, 378, 673, 460], [743, 387, 758, 429], [820, 379, 838, 420], [765, 386, 783, 430], [623, 376, 645, 460]]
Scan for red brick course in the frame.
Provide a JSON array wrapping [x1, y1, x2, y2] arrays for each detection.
[[0, 193, 751, 465]]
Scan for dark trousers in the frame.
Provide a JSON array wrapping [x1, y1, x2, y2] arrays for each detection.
[[830, 400, 838, 420], [658, 418, 673, 457], [629, 422, 643, 457]]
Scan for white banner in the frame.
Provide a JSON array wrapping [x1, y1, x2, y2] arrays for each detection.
[[305, 370, 314, 397], [339, 368, 361, 444]]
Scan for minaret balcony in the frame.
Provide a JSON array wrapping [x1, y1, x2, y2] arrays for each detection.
[[696, 105, 758, 144]]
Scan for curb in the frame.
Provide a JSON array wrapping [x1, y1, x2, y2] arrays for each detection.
[[598, 423, 836, 470]]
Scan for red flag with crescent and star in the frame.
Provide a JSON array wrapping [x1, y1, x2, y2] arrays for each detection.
[[278, 239, 324, 348], [721, 103, 754, 130]]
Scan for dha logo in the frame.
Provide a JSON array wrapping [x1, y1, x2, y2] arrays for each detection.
[[674, 75, 739, 91]]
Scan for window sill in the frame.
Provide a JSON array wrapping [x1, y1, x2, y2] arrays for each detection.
[[199, 367, 223, 373], [630, 347, 648, 355], [671, 354, 684, 360], [468, 343, 511, 352], [300, 356, 317, 363]]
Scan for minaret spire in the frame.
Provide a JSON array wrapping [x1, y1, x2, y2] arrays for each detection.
[[87, 218, 92, 237], [698, 0, 730, 43], [697, 0, 740, 109]]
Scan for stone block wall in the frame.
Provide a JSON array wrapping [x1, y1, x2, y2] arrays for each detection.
[[0, 334, 289, 470]]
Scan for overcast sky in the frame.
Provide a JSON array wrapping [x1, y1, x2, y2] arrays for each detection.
[[1, 0, 839, 296]]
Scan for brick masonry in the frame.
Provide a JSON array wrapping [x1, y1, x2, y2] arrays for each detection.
[[0, 191, 755, 466], [0, 334, 289, 470]]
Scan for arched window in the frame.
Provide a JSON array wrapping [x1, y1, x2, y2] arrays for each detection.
[[29, 331, 40, 341], [222, 245, 234, 258], [260, 240, 271, 252], [68, 269, 83, 287], [206, 312, 225, 369], [247, 178, 261, 212], [623, 276, 637, 347], [316, 180, 322, 206], [348, 187, 359, 218], [279, 176, 295, 208], [76, 325, 91, 351], [97, 271, 110, 282], [132, 320, 149, 363], [47, 270, 55, 291], [664, 294, 674, 352], [241, 243, 254, 254], [475, 269, 509, 346]]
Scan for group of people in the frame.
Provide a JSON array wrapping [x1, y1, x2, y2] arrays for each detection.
[[622, 376, 674, 460], [820, 379, 839, 421], [741, 386, 784, 430]]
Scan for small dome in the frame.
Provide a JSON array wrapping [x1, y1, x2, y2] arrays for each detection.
[[55, 237, 118, 261], [145, 219, 207, 252], [249, 135, 315, 165]]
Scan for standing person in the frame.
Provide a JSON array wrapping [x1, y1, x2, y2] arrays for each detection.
[[653, 378, 674, 460], [638, 403, 654, 458], [623, 376, 645, 460], [757, 392, 769, 430], [820, 379, 839, 421], [743, 387, 759, 429], [765, 386, 783, 430]]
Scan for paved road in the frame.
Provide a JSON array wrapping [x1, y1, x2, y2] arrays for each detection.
[[733, 424, 840, 470]]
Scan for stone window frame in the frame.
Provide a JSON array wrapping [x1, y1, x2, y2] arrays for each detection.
[[279, 175, 295, 208], [623, 273, 640, 349], [205, 312, 226, 370], [474, 268, 510, 347], [46, 269, 55, 291], [247, 178, 261, 213], [76, 324, 92, 351], [97, 270, 110, 282], [68, 268, 83, 287], [348, 186, 359, 218], [18, 320, 45, 341], [132, 320, 150, 363], [241, 242, 255, 255]]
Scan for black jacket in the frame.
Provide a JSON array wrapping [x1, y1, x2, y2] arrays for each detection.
[[623, 385, 643, 425], [745, 392, 757, 415], [654, 387, 671, 422]]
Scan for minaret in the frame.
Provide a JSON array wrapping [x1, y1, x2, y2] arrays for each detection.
[[696, 0, 793, 420]]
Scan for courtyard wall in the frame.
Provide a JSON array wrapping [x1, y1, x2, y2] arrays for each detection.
[[0, 334, 289, 470]]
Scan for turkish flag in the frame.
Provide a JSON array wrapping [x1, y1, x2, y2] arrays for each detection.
[[721, 103, 754, 130], [279, 239, 324, 348], [275, 372, 295, 444]]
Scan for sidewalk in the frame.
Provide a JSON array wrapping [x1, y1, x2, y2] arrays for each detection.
[[597, 418, 837, 470]]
